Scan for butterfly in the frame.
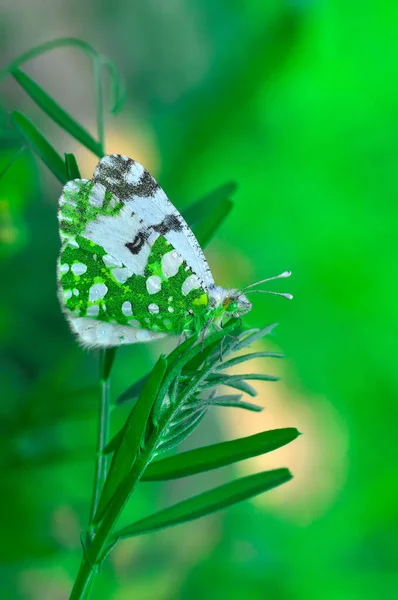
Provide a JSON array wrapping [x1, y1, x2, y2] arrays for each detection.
[[57, 155, 292, 348]]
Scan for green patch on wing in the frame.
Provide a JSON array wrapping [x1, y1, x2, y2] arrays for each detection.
[[59, 180, 123, 239], [59, 235, 209, 335]]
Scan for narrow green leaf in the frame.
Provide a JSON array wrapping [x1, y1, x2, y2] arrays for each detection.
[[113, 468, 292, 538], [65, 153, 81, 180], [115, 335, 198, 406], [206, 395, 263, 412], [100, 347, 117, 381], [167, 332, 200, 366], [183, 182, 237, 228], [233, 323, 278, 352], [216, 373, 280, 383], [182, 338, 221, 373], [223, 380, 258, 395], [157, 409, 207, 453], [116, 321, 240, 407], [94, 355, 168, 523], [10, 111, 66, 183], [206, 393, 243, 405], [102, 425, 124, 455], [12, 68, 103, 157], [205, 374, 258, 397], [1, 37, 124, 113], [158, 320, 240, 404], [116, 374, 147, 405], [143, 428, 300, 481], [216, 351, 284, 371], [192, 198, 233, 248], [182, 182, 236, 248], [201, 372, 278, 392]]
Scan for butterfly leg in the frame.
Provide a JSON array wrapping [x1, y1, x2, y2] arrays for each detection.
[[177, 331, 186, 346], [201, 318, 214, 352], [211, 323, 227, 361]]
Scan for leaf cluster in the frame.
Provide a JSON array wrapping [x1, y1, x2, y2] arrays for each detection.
[[95, 321, 298, 541]]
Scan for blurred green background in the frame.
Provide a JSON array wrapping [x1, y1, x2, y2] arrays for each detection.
[[1, 1, 397, 598]]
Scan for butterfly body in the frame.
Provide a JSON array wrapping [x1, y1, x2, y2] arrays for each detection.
[[57, 155, 251, 348]]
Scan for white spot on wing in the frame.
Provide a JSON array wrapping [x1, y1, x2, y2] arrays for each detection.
[[148, 303, 159, 314], [125, 162, 145, 184], [64, 290, 72, 300], [105, 177, 120, 186], [122, 301, 133, 316], [64, 181, 80, 193], [168, 306, 174, 313], [100, 156, 113, 166], [182, 274, 201, 296], [128, 319, 140, 327], [83, 205, 152, 277], [60, 264, 69, 274], [89, 183, 106, 207], [112, 267, 130, 284], [136, 329, 152, 341], [103, 254, 122, 268], [73, 289, 79, 296], [66, 316, 166, 347], [89, 283, 108, 302], [162, 250, 183, 278], [146, 275, 162, 295], [87, 305, 100, 316], [72, 263, 87, 276]]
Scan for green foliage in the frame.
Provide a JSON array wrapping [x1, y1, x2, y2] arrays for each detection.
[[95, 321, 292, 532], [12, 69, 103, 157], [183, 182, 236, 248], [10, 111, 66, 183], [142, 428, 300, 481], [94, 355, 168, 523], [202, 393, 263, 411], [65, 153, 81, 180], [0, 37, 125, 113], [112, 468, 292, 539]]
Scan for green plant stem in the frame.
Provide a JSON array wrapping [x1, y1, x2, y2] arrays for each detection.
[[88, 349, 112, 534], [69, 440, 156, 600], [94, 59, 105, 153], [69, 348, 223, 599]]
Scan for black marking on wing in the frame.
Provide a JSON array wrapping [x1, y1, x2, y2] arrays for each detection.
[[133, 169, 160, 198], [125, 230, 150, 255], [152, 214, 183, 235], [93, 155, 160, 201], [124, 213, 183, 255]]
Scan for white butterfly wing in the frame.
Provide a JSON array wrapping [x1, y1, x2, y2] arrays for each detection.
[[93, 154, 215, 292]]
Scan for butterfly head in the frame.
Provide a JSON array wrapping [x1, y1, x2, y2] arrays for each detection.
[[209, 286, 252, 318], [208, 270, 292, 323], [222, 291, 252, 317]]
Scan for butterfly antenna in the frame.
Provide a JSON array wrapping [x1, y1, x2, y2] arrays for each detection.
[[244, 290, 293, 300], [242, 270, 291, 291]]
